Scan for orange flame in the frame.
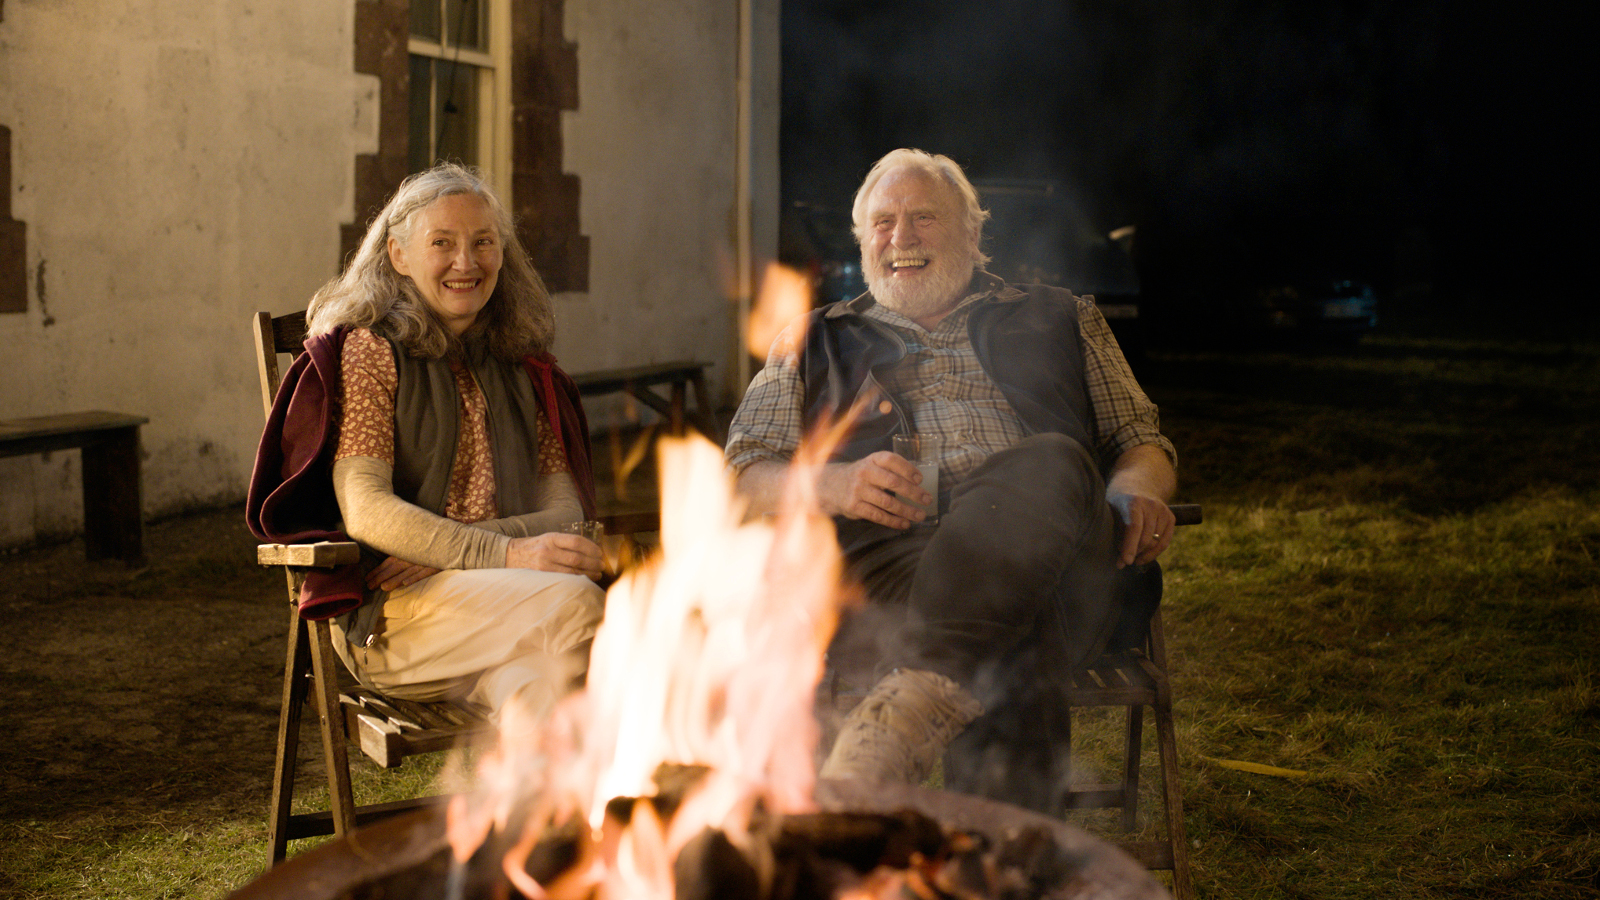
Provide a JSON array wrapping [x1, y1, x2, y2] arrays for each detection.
[[747, 263, 813, 359], [448, 433, 851, 897]]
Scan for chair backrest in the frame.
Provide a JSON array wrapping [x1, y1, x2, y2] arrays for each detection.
[[253, 310, 309, 419]]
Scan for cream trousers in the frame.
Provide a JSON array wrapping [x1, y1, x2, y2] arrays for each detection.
[[333, 568, 604, 719]]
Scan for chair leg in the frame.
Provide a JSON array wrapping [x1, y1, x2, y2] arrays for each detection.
[[689, 370, 721, 442], [1146, 610, 1193, 900], [1121, 703, 1145, 832], [668, 381, 687, 435], [1154, 691, 1194, 900], [268, 604, 311, 865], [309, 619, 357, 837]]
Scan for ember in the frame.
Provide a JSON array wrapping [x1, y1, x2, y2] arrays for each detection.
[[452, 763, 1092, 900], [229, 779, 1167, 900]]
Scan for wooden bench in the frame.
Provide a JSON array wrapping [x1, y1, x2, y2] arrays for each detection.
[[0, 410, 148, 565], [572, 360, 720, 442]]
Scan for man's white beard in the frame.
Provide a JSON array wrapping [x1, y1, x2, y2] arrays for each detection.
[[863, 249, 975, 324]]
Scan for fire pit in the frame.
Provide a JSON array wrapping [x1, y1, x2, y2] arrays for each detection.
[[233, 436, 1171, 899], [227, 779, 1168, 900]]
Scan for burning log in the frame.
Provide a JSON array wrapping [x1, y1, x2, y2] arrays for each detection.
[[228, 779, 1167, 900]]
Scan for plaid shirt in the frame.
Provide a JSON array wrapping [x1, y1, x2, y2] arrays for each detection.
[[725, 276, 1176, 484]]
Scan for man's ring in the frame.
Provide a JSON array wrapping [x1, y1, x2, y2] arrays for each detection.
[[1151, 532, 1161, 539]]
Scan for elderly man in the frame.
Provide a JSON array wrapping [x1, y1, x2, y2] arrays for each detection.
[[725, 149, 1177, 794]]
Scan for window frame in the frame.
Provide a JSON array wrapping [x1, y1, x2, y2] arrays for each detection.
[[407, 0, 511, 197]]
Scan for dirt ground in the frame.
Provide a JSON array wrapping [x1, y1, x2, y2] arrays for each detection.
[[0, 424, 666, 854], [0, 506, 288, 831]]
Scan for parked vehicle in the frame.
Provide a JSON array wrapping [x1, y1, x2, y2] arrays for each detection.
[[974, 179, 1144, 357], [1256, 278, 1379, 338], [785, 201, 867, 306], [1144, 276, 1379, 348]]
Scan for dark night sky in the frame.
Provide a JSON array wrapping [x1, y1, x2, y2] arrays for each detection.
[[780, 0, 1584, 335]]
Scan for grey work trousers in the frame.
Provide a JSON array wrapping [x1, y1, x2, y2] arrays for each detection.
[[831, 432, 1121, 707]]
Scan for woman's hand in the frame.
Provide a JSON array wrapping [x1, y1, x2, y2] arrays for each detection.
[[506, 533, 604, 580], [366, 556, 442, 592]]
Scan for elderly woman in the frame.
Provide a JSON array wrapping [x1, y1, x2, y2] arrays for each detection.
[[250, 163, 603, 720]]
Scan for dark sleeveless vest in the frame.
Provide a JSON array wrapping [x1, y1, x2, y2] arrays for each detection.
[[799, 277, 1094, 467], [379, 331, 545, 519]]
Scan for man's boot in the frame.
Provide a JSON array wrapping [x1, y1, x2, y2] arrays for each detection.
[[821, 668, 984, 784]]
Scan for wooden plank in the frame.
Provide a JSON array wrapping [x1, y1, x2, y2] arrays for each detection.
[[355, 712, 406, 769], [1062, 785, 1130, 810], [253, 312, 281, 419], [0, 410, 148, 442], [271, 311, 308, 354], [257, 542, 361, 568], [571, 360, 711, 393], [1067, 661, 1156, 707], [0, 412, 148, 458], [284, 796, 447, 840], [309, 619, 358, 835], [413, 699, 479, 730], [396, 730, 482, 757], [342, 691, 421, 735], [572, 360, 720, 439], [268, 604, 313, 864], [370, 696, 431, 731], [1066, 684, 1153, 706]]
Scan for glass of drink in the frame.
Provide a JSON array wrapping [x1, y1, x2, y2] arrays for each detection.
[[558, 520, 606, 543], [891, 433, 940, 524], [559, 519, 616, 574]]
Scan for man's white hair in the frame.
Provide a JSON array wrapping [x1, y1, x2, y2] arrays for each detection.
[[850, 148, 991, 267]]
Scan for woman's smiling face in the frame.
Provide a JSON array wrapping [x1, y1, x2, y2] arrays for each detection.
[[388, 193, 503, 336]]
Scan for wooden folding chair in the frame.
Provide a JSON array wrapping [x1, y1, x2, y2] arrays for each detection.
[[252, 311, 656, 864], [1055, 554, 1196, 900], [823, 502, 1200, 900], [957, 504, 1198, 900]]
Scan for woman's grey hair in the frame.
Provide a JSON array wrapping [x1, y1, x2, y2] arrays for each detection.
[[306, 163, 554, 361], [850, 148, 991, 267]]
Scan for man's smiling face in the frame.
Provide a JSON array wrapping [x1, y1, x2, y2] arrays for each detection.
[[859, 167, 977, 327]]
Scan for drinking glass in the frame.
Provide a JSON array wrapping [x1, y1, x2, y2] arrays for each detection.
[[891, 434, 940, 524]]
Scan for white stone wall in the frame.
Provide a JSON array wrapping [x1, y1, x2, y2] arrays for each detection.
[[0, 0, 776, 550], [0, 0, 369, 546], [557, 0, 741, 434]]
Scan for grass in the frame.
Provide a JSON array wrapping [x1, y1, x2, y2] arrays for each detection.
[[0, 747, 453, 899], [1055, 334, 1600, 899], [1153, 493, 1600, 899], [2, 331, 1596, 898]]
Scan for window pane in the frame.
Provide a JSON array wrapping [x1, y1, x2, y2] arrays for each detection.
[[411, 0, 441, 42], [434, 61, 479, 166], [445, 0, 487, 52], [408, 55, 434, 173]]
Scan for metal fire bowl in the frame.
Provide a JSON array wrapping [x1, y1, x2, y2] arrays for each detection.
[[229, 781, 1171, 900]]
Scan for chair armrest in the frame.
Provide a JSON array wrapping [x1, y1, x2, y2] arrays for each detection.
[[258, 542, 362, 568], [1169, 504, 1202, 526]]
